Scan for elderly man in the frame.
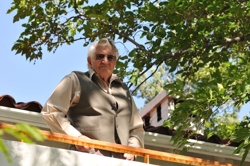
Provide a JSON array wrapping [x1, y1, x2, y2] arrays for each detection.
[[41, 38, 144, 160]]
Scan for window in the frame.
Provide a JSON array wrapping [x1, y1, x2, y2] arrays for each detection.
[[145, 115, 150, 127], [157, 105, 162, 122]]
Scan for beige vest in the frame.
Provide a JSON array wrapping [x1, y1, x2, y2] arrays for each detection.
[[67, 71, 133, 146]]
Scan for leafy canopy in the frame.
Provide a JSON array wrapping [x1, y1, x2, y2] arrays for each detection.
[[7, 0, 250, 164]]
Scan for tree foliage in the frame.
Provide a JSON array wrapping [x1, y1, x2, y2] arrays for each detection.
[[0, 123, 45, 162], [204, 109, 240, 139], [132, 63, 174, 106], [7, 0, 250, 164]]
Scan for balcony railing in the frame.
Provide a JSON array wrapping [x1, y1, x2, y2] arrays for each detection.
[[0, 123, 236, 166]]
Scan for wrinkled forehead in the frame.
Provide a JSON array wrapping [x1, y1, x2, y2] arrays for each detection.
[[95, 45, 114, 54]]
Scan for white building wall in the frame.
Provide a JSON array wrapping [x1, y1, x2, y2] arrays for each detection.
[[149, 99, 169, 126], [0, 140, 156, 166]]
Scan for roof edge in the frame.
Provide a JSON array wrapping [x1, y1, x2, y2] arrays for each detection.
[[139, 90, 168, 117], [0, 106, 47, 129], [145, 132, 249, 162]]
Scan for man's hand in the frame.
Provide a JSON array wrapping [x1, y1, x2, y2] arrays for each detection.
[[123, 153, 135, 160], [75, 135, 91, 152], [75, 144, 90, 152]]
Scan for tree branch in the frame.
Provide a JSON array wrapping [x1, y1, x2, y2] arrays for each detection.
[[161, 34, 250, 62], [131, 61, 163, 94]]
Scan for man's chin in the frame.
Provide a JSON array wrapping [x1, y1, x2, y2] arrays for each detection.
[[98, 70, 112, 77], [99, 68, 111, 72]]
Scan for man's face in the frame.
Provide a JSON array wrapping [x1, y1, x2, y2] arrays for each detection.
[[88, 45, 117, 80]]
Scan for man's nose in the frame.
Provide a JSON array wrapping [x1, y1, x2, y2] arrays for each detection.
[[101, 57, 109, 63]]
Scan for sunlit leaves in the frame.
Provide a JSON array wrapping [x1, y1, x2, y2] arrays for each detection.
[[217, 83, 224, 93], [3, 123, 45, 143], [0, 130, 11, 162], [204, 111, 240, 140], [231, 125, 250, 166], [0, 123, 45, 162], [231, 128, 250, 143], [232, 116, 250, 158]]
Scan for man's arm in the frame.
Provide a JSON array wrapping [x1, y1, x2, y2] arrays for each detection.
[[123, 97, 144, 160], [128, 97, 145, 148], [41, 72, 83, 137]]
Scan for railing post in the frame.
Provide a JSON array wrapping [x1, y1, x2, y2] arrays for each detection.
[[144, 154, 150, 164]]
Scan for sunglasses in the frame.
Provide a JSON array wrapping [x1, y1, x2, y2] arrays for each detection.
[[95, 54, 116, 62]]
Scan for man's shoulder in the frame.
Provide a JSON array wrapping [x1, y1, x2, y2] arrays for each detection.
[[110, 74, 123, 85], [72, 71, 89, 77], [72, 70, 86, 74]]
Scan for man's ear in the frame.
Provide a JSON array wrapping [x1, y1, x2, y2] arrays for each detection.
[[87, 57, 92, 66]]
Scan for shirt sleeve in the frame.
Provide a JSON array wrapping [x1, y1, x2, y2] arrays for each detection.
[[40, 72, 83, 137], [128, 97, 145, 148]]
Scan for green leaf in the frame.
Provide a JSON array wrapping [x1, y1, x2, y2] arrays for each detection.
[[233, 142, 245, 154], [3, 123, 45, 144], [146, 33, 153, 40], [163, 83, 175, 90], [240, 150, 249, 166], [231, 128, 250, 142], [15, 123, 45, 142], [0, 139, 11, 162], [207, 132, 214, 139], [143, 26, 149, 31]]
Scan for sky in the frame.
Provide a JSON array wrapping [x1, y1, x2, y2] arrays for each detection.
[[0, 1, 145, 109], [1, 2, 249, 120]]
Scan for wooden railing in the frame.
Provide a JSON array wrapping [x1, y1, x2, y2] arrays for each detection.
[[0, 123, 235, 166]]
